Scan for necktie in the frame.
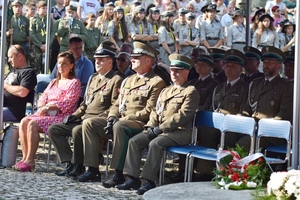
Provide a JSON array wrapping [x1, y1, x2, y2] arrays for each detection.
[[169, 28, 175, 42], [153, 23, 157, 34], [264, 80, 269, 87], [119, 23, 123, 39], [189, 28, 192, 41], [17, 17, 22, 32], [226, 83, 231, 91], [41, 18, 46, 36], [139, 23, 143, 34]]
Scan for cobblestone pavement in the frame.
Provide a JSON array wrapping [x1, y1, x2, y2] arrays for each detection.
[[0, 140, 178, 200]]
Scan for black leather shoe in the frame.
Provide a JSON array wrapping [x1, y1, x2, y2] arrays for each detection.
[[115, 178, 141, 190], [136, 180, 156, 195], [170, 171, 185, 183], [55, 163, 75, 176], [77, 170, 101, 182], [102, 175, 125, 188], [99, 154, 104, 165], [68, 165, 85, 179]]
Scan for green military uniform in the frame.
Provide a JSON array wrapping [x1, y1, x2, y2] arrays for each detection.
[[49, 46, 122, 165], [108, 42, 166, 171], [50, 19, 61, 72], [84, 26, 101, 65], [57, 5, 87, 52], [239, 47, 293, 151], [209, 48, 227, 83], [29, 15, 53, 73], [123, 54, 199, 184]]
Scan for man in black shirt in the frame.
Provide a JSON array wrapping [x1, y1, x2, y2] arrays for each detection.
[[4, 45, 37, 121]]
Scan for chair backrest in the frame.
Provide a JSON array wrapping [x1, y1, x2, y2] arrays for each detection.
[[221, 114, 257, 153], [257, 119, 291, 141], [36, 81, 49, 95], [191, 110, 225, 145], [36, 74, 51, 83]]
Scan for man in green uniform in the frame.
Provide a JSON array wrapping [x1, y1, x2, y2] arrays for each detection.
[[115, 54, 199, 195], [102, 41, 166, 187], [239, 46, 293, 151], [209, 48, 227, 83], [6, 0, 30, 59], [48, 44, 122, 180], [57, 5, 87, 52], [29, 1, 53, 74]]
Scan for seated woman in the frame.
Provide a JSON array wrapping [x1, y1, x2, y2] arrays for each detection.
[[13, 51, 82, 172]]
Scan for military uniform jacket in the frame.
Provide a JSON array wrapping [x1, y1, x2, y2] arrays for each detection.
[[73, 70, 123, 119], [200, 18, 224, 41], [57, 18, 88, 47], [242, 75, 293, 122], [190, 76, 219, 110], [241, 70, 264, 83], [109, 69, 166, 123], [214, 70, 227, 83], [212, 78, 249, 115], [8, 15, 29, 44], [146, 82, 200, 142], [84, 27, 101, 51], [30, 16, 54, 47]]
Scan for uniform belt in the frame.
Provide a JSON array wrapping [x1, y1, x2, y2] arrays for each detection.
[[233, 42, 246, 44], [206, 37, 219, 40], [159, 43, 174, 47]]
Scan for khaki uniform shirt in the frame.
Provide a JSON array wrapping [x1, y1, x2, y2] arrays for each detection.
[[109, 69, 166, 123], [129, 21, 153, 37], [8, 15, 29, 44], [200, 18, 224, 41], [30, 16, 53, 47], [212, 78, 248, 115], [243, 75, 293, 122], [84, 27, 101, 51], [73, 70, 123, 119], [226, 24, 246, 46], [158, 26, 175, 45]]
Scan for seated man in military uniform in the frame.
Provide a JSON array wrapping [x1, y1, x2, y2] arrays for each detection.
[[116, 54, 199, 195]]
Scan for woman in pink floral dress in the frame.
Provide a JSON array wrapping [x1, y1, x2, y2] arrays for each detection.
[[14, 51, 82, 172]]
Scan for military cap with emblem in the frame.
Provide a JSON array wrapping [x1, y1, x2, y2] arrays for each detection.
[[224, 49, 247, 66], [132, 0, 142, 6], [94, 43, 117, 58], [282, 21, 295, 34], [134, 6, 145, 14], [259, 13, 274, 22], [12, 0, 23, 6], [261, 46, 286, 62], [186, 12, 196, 20], [197, 55, 215, 67], [105, 2, 115, 7], [208, 48, 225, 60], [178, 8, 188, 15], [131, 41, 159, 58], [278, 19, 289, 26], [66, 5, 77, 11], [284, 51, 295, 63], [204, 4, 220, 13], [231, 9, 245, 19], [169, 54, 194, 70], [149, 7, 160, 13], [251, 7, 265, 23], [200, 3, 210, 13], [160, 10, 174, 18], [114, 6, 124, 12], [243, 46, 262, 60]]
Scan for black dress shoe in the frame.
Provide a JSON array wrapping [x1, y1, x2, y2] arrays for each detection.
[[115, 178, 141, 190], [102, 175, 125, 188], [136, 180, 156, 195], [77, 170, 101, 182], [55, 163, 75, 176], [170, 171, 185, 183], [99, 154, 104, 165], [68, 165, 85, 179]]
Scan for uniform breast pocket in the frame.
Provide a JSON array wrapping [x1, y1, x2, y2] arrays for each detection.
[[101, 90, 111, 103], [169, 98, 184, 112], [268, 93, 280, 107], [134, 90, 149, 105]]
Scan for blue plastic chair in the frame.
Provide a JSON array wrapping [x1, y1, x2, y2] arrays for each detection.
[[158, 110, 225, 185], [256, 119, 292, 171]]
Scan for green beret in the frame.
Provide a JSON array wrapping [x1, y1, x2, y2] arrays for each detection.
[[197, 55, 214, 67], [132, 41, 159, 58], [66, 5, 77, 11], [208, 48, 225, 60], [169, 54, 194, 70], [224, 49, 248, 66], [261, 46, 286, 63], [243, 46, 262, 60]]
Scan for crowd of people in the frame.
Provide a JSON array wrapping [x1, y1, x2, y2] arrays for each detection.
[[1, 0, 297, 196]]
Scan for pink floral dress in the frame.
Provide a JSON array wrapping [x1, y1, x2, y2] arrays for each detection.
[[27, 78, 81, 135]]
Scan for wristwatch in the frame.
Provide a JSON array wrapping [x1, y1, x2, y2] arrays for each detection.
[[45, 104, 50, 110]]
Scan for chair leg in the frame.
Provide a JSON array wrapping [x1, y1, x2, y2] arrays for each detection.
[[184, 154, 190, 182], [106, 139, 113, 179], [187, 154, 194, 182], [43, 134, 46, 150], [159, 150, 166, 186], [47, 140, 52, 172]]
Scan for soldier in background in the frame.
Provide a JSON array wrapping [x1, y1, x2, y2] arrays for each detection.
[[241, 46, 264, 83], [57, 5, 87, 52], [209, 48, 227, 83], [283, 51, 294, 82], [6, 0, 31, 60], [115, 43, 135, 78], [102, 41, 166, 188]]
